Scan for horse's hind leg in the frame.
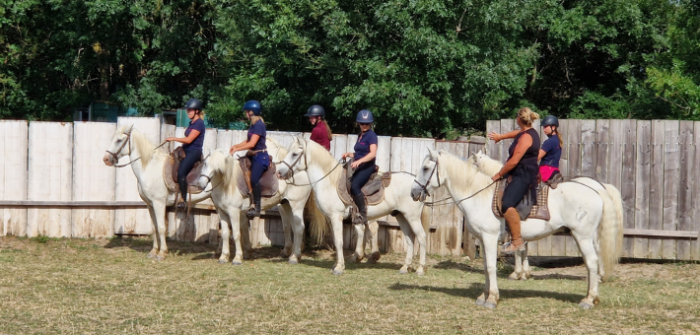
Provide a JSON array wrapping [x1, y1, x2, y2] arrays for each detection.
[[574, 235, 600, 309], [509, 246, 530, 280], [277, 203, 294, 259], [146, 204, 159, 258], [368, 220, 381, 264]]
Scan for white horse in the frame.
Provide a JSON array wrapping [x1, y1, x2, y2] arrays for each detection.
[[195, 138, 324, 265], [470, 151, 624, 281], [103, 125, 212, 260], [276, 137, 431, 275], [410, 149, 623, 309]]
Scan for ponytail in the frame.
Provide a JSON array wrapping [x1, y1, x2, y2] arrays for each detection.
[[323, 120, 333, 141]]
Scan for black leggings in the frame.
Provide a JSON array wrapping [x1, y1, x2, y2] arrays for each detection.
[[501, 178, 531, 213], [351, 163, 375, 197], [178, 150, 202, 200]]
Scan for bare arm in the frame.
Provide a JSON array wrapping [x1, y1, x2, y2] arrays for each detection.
[[229, 134, 260, 154], [487, 129, 520, 143], [166, 129, 200, 144], [492, 133, 533, 181]]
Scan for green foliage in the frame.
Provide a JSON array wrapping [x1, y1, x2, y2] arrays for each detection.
[[1, 0, 700, 136]]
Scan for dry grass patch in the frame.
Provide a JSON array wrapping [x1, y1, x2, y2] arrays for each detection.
[[1, 236, 699, 334]]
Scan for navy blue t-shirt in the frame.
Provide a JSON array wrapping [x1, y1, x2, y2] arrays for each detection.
[[247, 120, 267, 152], [354, 130, 378, 165], [539, 134, 561, 168], [182, 118, 205, 152]]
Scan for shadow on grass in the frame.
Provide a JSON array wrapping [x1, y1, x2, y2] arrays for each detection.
[[432, 260, 484, 274], [388, 282, 583, 303], [104, 235, 219, 258]]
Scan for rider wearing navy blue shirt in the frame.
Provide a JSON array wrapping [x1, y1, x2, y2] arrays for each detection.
[[342, 109, 378, 225], [166, 98, 206, 209], [230, 100, 269, 218], [538, 115, 562, 182]]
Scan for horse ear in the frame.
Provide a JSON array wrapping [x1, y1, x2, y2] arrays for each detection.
[[126, 124, 134, 134], [428, 148, 439, 160], [477, 149, 483, 155]]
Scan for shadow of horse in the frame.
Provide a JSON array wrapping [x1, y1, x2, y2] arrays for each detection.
[[388, 282, 583, 304]]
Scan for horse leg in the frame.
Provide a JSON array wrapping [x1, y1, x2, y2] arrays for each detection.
[[278, 203, 293, 258], [575, 235, 600, 309], [350, 223, 365, 263], [153, 202, 168, 261], [239, 211, 252, 259], [230, 208, 244, 265], [479, 234, 500, 309], [217, 210, 231, 263], [368, 220, 381, 264], [146, 204, 159, 258], [281, 201, 305, 265], [509, 245, 530, 280], [401, 212, 428, 275], [396, 214, 415, 274], [521, 245, 531, 280], [330, 214, 345, 275]]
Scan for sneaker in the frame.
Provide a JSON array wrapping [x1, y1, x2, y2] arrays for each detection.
[[176, 201, 186, 210]]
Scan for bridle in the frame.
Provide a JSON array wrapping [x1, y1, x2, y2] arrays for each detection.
[[413, 156, 441, 198], [278, 142, 308, 181], [105, 127, 141, 168]]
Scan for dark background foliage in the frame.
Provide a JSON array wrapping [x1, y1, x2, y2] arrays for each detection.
[[1, 0, 698, 137]]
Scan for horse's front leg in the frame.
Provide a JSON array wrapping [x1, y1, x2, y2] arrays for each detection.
[[349, 223, 366, 263], [152, 201, 168, 261], [229, 208, 244, 265], [330, 214, 345, 275], [278, 204, 293, 258], [509, 245, 530, 280], [477, 234, 500, 309], [217, 210, 231, 263], [396, 215, 415, 274], [146, 204, 159, 259], [368, 220, 381, 264], [280, 202, 305, 265]]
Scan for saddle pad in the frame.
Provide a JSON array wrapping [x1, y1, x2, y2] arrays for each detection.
[[236, 155, 279, 198], [163, 156, 204, 195], [491, 179, 550, 221], [336, 164, 391, 206]]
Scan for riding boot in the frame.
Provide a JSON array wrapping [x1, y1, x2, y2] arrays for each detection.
[[502, 207, 525, 254], [352, 193, 368, 225], [246, 183, 262, 219]]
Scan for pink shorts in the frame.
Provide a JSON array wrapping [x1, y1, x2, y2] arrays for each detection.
[[539, 165, 560, 182]]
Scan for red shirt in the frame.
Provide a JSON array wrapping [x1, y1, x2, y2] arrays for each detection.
[[310, 120, 331, 150]]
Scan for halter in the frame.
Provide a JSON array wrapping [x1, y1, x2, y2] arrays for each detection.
[[105, 127, 142, 168], [413, 156, 441, 197], [279, 142, 308, 181]]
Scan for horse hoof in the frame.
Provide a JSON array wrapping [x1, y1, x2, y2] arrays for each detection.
[[147, 253, 157, 259], [475, 299, 485, 307], [218, 259, 227, 264], [370, 252, 381, 262], [416, 270, 425, 276], [231, 260, 242, 266], [398, 268, 409, 274], [332, 269, 344, 276], [483, 301, 497, 309], [288, 259, 298, 265], [156, 255, 166, 261], [508, 273, 518, 280], [579, 302, 595, 310]]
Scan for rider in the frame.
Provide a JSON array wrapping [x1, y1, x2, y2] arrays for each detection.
[[487, 107, 540, 254], [166, 98, 206, 209], [538, 115, 562, 182], [230, 100, 269, 218], [305, 104, 332, 150], [342, 109, 378, 226]]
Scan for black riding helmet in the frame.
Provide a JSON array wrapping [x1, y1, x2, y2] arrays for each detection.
[[184, 98, 203, 110], [541, 115, 559, 128], [305, 105, 325, 118], [356, 109, 374, 123]]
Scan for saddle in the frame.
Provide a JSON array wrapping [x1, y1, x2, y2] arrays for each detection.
[[492, 176, 551, 221], [163, 147, 204, 194], [337, 159, 391, 206], [236, 154, 279, 198]]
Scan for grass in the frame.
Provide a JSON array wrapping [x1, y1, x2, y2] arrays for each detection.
[[1, 236, 699, 334]]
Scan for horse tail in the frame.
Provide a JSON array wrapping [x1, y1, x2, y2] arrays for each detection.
[[596, 184, 624, 281], [306, 190, 329, 245]]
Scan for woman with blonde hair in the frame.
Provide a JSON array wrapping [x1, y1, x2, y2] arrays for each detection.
[[166, 98, 206, 209], [487, 107, 541, 253]]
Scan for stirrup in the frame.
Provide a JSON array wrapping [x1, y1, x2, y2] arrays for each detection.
[[176, 201, 186, 210], [246, 206, 260, 219], [501, 240, 526, 254]]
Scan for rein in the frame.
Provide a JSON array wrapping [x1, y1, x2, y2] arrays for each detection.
[[417, 156, 497, 207], [106, 128, 143, 168]]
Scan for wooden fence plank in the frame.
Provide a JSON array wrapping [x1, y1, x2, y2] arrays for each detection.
[[499, 119, 515, 164], [115, 117, 161, 235], [648, 120, 665, 259], [692, 121, 700, 260], [547, 119, 569, 256], [662, 121, 680, 259], [0, 120, 28, 237], [72, 122, 116, 238], [634, 121, 652, 258], [564, 119, 582, 256], [621, 120, 638, 257], [161, 124, 176, 153], [580, 120, 597, 178], [27, 122, 73, 237], [595, 120, 610, 184], [485, 120, 500, 159]]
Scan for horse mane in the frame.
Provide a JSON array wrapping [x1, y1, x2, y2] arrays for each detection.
[[266, 137, 288, 163], [207, 149, 237, 190], [303, 138, 341, 185], [117, 125, 164, 169], [438, 151, 494, 203]]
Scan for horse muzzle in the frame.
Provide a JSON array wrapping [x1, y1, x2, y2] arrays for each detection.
[[103, 153, 116, 167], [410, 186, 427, 202]]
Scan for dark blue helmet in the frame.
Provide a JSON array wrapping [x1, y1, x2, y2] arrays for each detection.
[[356, 109, 374, 123], [243, 100, 262, 116], [541, 115, 559, 127], [304, 105, 325, 118], [184, 98, 203, 110]]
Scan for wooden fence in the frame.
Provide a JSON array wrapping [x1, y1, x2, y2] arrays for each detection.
[[1, 118, 698, 260]]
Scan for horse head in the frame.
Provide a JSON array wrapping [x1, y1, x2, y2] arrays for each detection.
[[410, 148, 441, 202], [277, 136, 307, 180], [103, 124, 134, 166], [196, 149, 227, 191]]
